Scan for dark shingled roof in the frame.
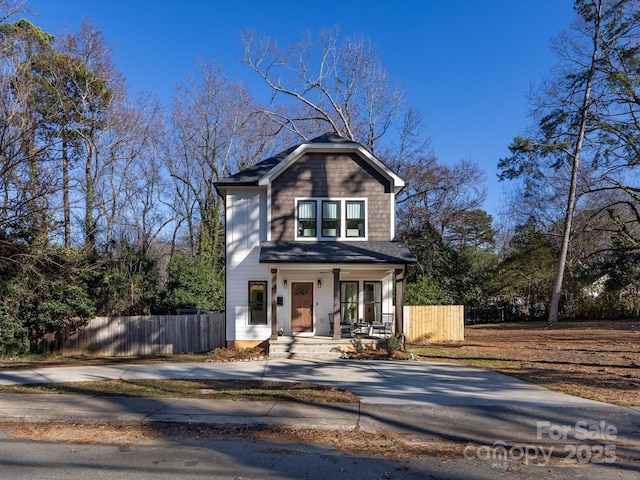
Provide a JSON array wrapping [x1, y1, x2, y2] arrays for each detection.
[[214, 145, 294, 187], [259, 241, 417, 265], [215, 133, 360, 188]]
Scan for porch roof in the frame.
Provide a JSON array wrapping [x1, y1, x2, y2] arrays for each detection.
[[259, 241, 417, 265]]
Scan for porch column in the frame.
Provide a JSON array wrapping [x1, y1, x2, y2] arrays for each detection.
[[395, 268, 404, 339], [332, 268, 341, 340], [271, 268, 278, 340]]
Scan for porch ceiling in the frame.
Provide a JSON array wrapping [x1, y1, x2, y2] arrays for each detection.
[[259, 241, 417, 265]]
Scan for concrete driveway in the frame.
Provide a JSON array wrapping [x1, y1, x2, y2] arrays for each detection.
[[0, 359, 614, 406]]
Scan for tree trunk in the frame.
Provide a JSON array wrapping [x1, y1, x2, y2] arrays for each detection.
[[84, 140, 96, 252], [62, 130, 71, 248], [548, 2, 601, 325]]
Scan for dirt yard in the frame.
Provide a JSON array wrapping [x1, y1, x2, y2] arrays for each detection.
[[414, 320, 640, 407]]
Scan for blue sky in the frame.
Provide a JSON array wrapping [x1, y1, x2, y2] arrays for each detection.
[[25, 0, 577, 219]]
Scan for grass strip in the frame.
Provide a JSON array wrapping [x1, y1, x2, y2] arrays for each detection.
[[0, 379, 359, 403]]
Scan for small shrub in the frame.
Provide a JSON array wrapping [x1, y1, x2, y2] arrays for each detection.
[[350, 337, 364, 354], [0, 313, 29, 356], [386, 334, 403, 357]]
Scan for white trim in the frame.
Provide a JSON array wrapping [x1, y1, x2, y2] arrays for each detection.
[[390, 191, 396, 240], [257, 143, 405, 194], [258, 143, 306, 186], [294, 197, 368, 241], [266, 184, 272, 241]]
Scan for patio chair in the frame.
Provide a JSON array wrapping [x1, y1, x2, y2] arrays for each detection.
[[329, 314, 353, 337], [372, 313, 393, 338]]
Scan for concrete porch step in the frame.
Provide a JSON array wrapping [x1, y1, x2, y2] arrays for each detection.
[[268, 337, 343, 359], [268, 336, 382, 359], [269, 352, 343, 359]]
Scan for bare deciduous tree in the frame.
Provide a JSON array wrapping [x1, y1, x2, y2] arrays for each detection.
[[241, 28, 403, 152], [96, 92, 167, 253], [0, 0, 25, 24], [398, 157, 487, 240], [167, 61, 278, 260]]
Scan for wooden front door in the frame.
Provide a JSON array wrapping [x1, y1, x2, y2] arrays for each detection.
[[291, 282, 313, 332]]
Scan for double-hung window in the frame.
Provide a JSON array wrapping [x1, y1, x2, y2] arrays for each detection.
[[322, 200, 340, 238], [346, 200, 365, 238], [297, 200, 316, 238]]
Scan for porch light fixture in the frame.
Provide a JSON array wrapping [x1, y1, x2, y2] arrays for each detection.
[[317, 279, 322, 288], [283, 279, 288, 289]]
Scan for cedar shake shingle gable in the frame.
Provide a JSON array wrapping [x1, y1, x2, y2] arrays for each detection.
[[214, 133, 403, 192], [215, 133, 352, 187]]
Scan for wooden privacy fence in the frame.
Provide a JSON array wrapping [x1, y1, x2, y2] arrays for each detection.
[[43, 314, 226, 356], [405, 305, 464, 343]]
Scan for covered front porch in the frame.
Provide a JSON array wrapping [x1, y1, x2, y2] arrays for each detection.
[[259, 241, 416, 343], [264, 265, 403, 339]]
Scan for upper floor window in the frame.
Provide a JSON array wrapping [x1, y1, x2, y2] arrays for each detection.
[[295, 198, 366, 240], [322, 200, 340, 237], [346, 201, 365, 238], [297, 200, 316, 238]]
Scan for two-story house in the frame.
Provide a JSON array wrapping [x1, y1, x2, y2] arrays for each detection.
[[215, 133, 416, 349]]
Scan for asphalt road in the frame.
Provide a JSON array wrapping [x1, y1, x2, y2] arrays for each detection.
[[1, 434, 639, 480]]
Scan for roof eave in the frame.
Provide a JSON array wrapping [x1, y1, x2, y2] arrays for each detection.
[[215, 182, 263, 198], [258, 240, 418, 266]]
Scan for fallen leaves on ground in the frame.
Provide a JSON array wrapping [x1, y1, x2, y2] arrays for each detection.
[[412, 320, 640, 407]]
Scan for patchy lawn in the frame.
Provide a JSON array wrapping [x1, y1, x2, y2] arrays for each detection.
[[0, 347, 267, 369], [0, 379, 357, 403], [0, 353, 212, 369], [409, 320, 640, 407]]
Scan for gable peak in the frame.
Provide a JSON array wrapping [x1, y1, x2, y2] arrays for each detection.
[[306, 132, 358, 146]]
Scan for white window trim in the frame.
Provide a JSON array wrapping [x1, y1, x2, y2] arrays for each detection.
[[295, 197, 368, 241]]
